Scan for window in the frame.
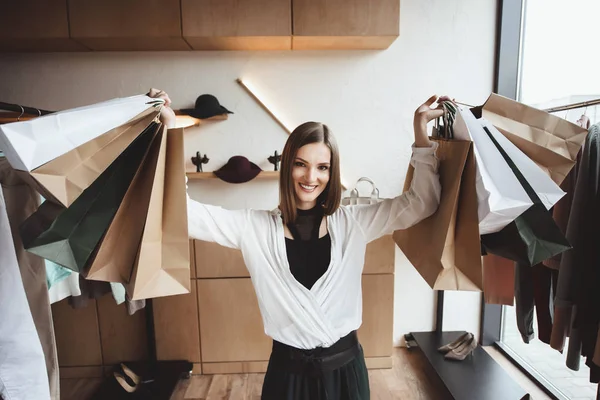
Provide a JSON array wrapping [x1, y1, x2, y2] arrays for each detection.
[[485, 1, 600, 399]]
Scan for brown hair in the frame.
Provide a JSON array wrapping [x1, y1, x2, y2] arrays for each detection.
[[279, 121, 342, 224]]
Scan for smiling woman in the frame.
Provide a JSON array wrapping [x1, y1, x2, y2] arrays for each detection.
[[152, 89, 443, 400], [279, 121, 341, 222]]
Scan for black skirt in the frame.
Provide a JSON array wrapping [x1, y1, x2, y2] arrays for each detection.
[[261, 331, 370, 400]]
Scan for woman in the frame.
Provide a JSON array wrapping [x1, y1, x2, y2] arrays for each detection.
[[150, 88, 443, 399]]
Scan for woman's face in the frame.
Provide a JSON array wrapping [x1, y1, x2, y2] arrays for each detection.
[[292, 142, 331, 210]]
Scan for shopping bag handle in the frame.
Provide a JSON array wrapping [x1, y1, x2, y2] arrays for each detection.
[[350, 177, 379, 201]]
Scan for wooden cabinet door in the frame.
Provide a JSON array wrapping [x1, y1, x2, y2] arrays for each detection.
[[182, 0, 291, 50], [0, 0, 87, 52], [363, 235, 395, 274], [52, 299, 102, 367], [357, 274, 394, 358], [197, 279, 271, 363], [96, 295, 149, 365], [292, 0, 399, 49], [194, 240, 249, 278], [153, 280, 202, 363], [68, 0, 190, 50]]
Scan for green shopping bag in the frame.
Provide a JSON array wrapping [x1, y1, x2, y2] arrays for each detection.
[[21, 122, 160, 272]]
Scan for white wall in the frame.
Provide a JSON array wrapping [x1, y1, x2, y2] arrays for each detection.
[[0, 0, 497, 346]]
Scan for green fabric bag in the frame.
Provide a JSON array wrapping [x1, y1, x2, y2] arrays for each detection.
[[21, 122, 159, 272], [480, 125, 571, 266]]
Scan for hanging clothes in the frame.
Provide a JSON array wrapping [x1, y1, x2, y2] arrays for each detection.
[[0, 157, 59, 399], [552, 123, 600, 381], [0, 176, 50, 400], [49, 272, 82, 304]]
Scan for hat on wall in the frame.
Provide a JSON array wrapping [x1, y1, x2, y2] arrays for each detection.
[[180, 94, 233, 119], [214, 156, 262, 184]]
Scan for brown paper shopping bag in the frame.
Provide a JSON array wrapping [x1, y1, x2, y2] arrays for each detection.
[[85, 121, 164, 283], [393, 138, 482, 291], [16, 108, 159, 207], [481, 93, 587, 184], [127, 127, 190, 300]]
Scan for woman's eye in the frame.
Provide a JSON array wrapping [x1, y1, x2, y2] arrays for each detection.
[[294, 162, 305, 167], [319, 166, 329, 171]]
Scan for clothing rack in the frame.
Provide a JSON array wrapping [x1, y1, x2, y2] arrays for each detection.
[[0, 101, 54, 116], [543, 97, 600, 113]]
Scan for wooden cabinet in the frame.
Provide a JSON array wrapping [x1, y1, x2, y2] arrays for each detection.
[[67, 0, 190, 51], [292, 0, 400, 49], [182, 0, 292, 50], [197, 279, 272, 364], [0, 0, 87, 52], [195, 240, 247, 278], [0, 0, 399, 52], [358, 274, 394, 360], [52, 299, 103, 369], [52, 295, 149, 377], [153, 280, 202, 373]]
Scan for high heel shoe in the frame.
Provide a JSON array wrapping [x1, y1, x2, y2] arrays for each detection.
[[444, 336, 477, 361], [114, 363, 142, 393], [437, 332, 473, 353]]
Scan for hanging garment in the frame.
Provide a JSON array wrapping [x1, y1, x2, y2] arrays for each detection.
[[543, 115, 587, 270], [48, 273, 81, 304], [0, 158, 59, 400], [45, 260, 71, 289], [514, 262, 558, 344], [0, 186, 50, 400], [552, 124, 600, 380]]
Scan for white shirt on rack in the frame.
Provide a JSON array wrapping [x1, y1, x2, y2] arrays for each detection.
[[187, 143, 441, 350]]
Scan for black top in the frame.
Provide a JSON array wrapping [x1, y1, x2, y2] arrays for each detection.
[[285, 205, 331, 290]]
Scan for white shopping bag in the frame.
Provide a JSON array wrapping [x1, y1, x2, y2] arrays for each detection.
[[0, 95, 163, 172], [454, 108, 532, 234], [480, 118, 565, 211]]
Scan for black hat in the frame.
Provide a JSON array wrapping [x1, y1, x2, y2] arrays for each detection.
[[180, 94, 233, 119], [214, 156, 262, 184]]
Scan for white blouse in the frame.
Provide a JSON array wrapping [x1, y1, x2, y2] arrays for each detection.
[[187, 142, 441, 350]]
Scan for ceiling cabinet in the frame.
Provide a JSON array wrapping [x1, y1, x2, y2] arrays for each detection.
[[182, 0, 292, 50], [0, 0, 399, 52], [0, 0, 88, 52], [68, 0, 190, 51], [292, 0, 400, 49]]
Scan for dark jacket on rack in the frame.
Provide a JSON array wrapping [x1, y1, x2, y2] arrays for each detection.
[[551, 123, 600, 380]]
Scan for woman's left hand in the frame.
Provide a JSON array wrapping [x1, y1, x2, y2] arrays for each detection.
[[147, 88, 176, 128], [413, 95, 449, 147]]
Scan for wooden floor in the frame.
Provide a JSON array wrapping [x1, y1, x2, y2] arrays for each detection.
[[60, 348, 452, 399]]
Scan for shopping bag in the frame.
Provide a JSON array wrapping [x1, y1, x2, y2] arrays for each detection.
[[85, 121, 164, 283], [15, 108, 159, 207], [22, 122, 160, 272], [393, 137, 483, 291], [480, 123, 571, 266], [480, 119, 566, 210], [341, 177, 380, 205], [481, 93, 587, 184], [127, 127, 190, 300], [0, 95, 163, 172], [454, 108, 533, 234]]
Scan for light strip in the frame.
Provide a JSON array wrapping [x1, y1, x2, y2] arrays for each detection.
[[236, 78, 293, 134], [236, 77, 348, 190]]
